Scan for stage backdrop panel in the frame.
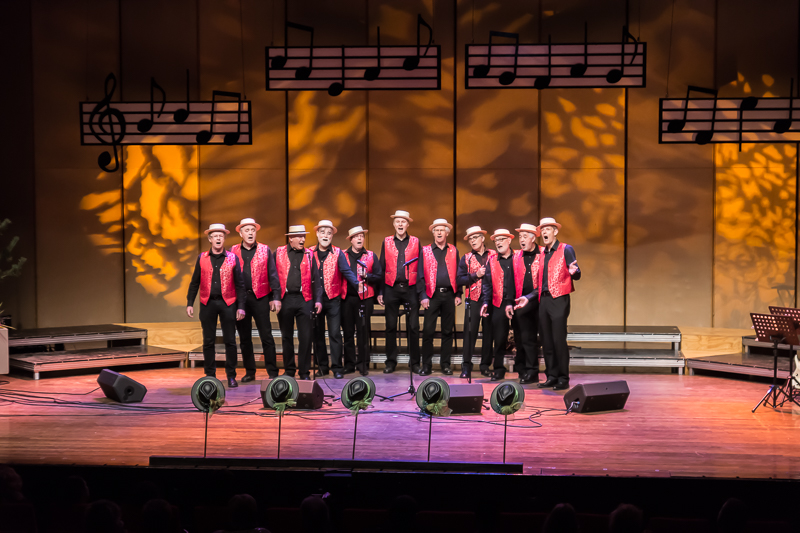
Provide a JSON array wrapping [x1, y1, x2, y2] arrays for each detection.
[[455, 0, 540, 256], [712, 0, 798, 328], [625, 0, 716, 327]]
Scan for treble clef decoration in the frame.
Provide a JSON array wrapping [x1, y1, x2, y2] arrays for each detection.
[[89, 73, 127, 173]]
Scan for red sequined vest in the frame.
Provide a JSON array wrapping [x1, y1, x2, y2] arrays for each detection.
[[275, 245, 313, 301], [342, 249, 375, 299], [421, 244, 457, 299], [199, 251, 237, 306], [384, 235, 419, 286], [231, 243, 272, 299]]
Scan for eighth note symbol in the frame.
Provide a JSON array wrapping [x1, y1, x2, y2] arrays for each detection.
[[137, 77, 166, 133], [403, 14, 433, 71]]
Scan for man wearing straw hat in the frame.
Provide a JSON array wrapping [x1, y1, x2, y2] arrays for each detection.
[[275, 225, 323, 380], [310, 220, 362, 380], [378, 210, 422, 374], [186, 224, 246, 387], [341, 226, 384, 376], [230, 218, 281, 381], [515, 217, 581, 390], [456, 226, 496, 378], [480, 229, 535, 382], [514, 222, 543, 385], [419, 219, 462, 376]]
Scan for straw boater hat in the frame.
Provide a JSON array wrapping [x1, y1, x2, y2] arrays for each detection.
[[313, 219, 338, 234], [538, 217, 562, 230], [235, 218, 261, 232], [285, 225, 309, 236], [390, 210, 413, 223], [204, 223, 230, 235], [515, 223, 541, 237], [463, 226, 487, 240], [346, 226, 369, 240], [428, 218, 453, 232], [490, 229, 515, 241]]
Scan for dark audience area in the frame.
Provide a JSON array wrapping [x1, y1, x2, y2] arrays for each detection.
[[0, 464, 796, 533]]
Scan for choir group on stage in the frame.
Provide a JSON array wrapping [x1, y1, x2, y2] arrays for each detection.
[[186, 210, 581, 390]]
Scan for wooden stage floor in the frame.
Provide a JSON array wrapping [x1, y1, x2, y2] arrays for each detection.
[[1, 367, 798, 480]]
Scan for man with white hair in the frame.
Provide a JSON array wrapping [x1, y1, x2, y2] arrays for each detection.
[[275, 225, 323, 380], [341, 226, 383, 376], [515, 217, 581, 390], [230, 218, 282, 381], [514, 223, 543, 384], [186, 224, 246, 387], [310, 220, 361, 380], [456, 226, 496, 378], [419, 219, 462, 376], [378, 210, 422, 374]]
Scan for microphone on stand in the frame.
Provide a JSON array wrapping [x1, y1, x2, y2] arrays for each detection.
[[402, 257, 419, 267]]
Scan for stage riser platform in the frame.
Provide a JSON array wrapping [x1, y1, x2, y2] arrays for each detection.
[[9, 346, 187, 379]]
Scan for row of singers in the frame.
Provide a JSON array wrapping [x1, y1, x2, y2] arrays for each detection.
[[185, 210, 581, 390]]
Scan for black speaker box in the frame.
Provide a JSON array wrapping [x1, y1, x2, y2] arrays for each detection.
[[260, 379, 324, 410], [563, 380, 629, 413], [448, 384, 484, 414], [97, 369, 147, 403]]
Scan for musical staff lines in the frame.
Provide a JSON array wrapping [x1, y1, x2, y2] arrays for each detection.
[[80, 83, 251, 149], [659, 91, 800, 145], [266, 17, 441, 94], [465, 33, 646, 89]]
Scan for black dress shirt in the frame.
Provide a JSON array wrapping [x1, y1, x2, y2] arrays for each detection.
[[540, 240, 581, 294], [186, 250, 245, 309], [379, 235, 417, 284], [521, 249, 539, 295], [456, 249, 491, 300], [286, 247, 307, 294]]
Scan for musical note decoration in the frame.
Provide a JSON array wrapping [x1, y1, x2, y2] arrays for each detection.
[[466, 25, 646, 89], [266, 15, 441, 94], [659, 80, 800, 146], [80, 72, 252, 172]]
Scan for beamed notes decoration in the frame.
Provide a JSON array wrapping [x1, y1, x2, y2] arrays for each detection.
[[659, 80, 799, 147], [80, 73, 252, 173], [266, 16, 441, 95], [465, 25, 646, 89]]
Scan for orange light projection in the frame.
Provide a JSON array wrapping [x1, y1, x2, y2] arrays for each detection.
[[80, 145, 199, 307]]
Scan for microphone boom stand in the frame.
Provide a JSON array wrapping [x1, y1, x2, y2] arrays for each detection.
[[383, 259, 418, 401]]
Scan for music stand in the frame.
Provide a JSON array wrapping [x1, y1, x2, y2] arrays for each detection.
[[768, 306, 800, 398], [750, 313, 800, 412]]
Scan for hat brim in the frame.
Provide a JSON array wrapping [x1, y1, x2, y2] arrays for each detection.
[[463, 230, 487, 241], [286, 231, 309, 236], [390, 214, 413, 223], [191, 376, 226, 413], [490, 233, 515, 241], [429, 223, 454, 232], [341, 377, 376, 410], [415, 377, 451, 412], [313, 225, 338, 234], [205, 228, 230, 235], [347, 229, 368, 240], [539, 223, 562, 230], [515, 227, 541, 237], [265, 376, 300, 409], [235, 223, 261, 233], [489, 381, 525, 415]]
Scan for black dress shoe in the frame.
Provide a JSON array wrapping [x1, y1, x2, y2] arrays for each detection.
[[298, 375, 311, 381], [490, 372, 506, 382], [359, 369, 369, 376], [459, 368, 471, 379], [479, 366, 492, 377], [411, 364, 421, 375], [519, 372, 538, 385], [314, 369, 330, 378], [441, 366, 453, 376], [419, 367, 432, 376], [227, 378, 238, 388], [538, 378, 558, 388], [553, 381, 570, 391], [267, 374, 279, 379], [241, 373, 256, 383], [383, 363, 397, 374], [344, 367, 356, 374], [334, 371, 344, 379]]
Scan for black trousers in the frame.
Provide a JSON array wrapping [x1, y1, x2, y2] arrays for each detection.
[[513, 297, 540, 377], [462, 299, 493, 369], [539, 293, 571, 382], [277, 293, 313, 378], [383, 282, 420, 366], [421, 288, 456, 369], [342, 294, 374, 371], [199, 297, 238, 378], [314, 296, 344, 372], [235, 291, 278, 377], [490, 300, 517, 374]]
